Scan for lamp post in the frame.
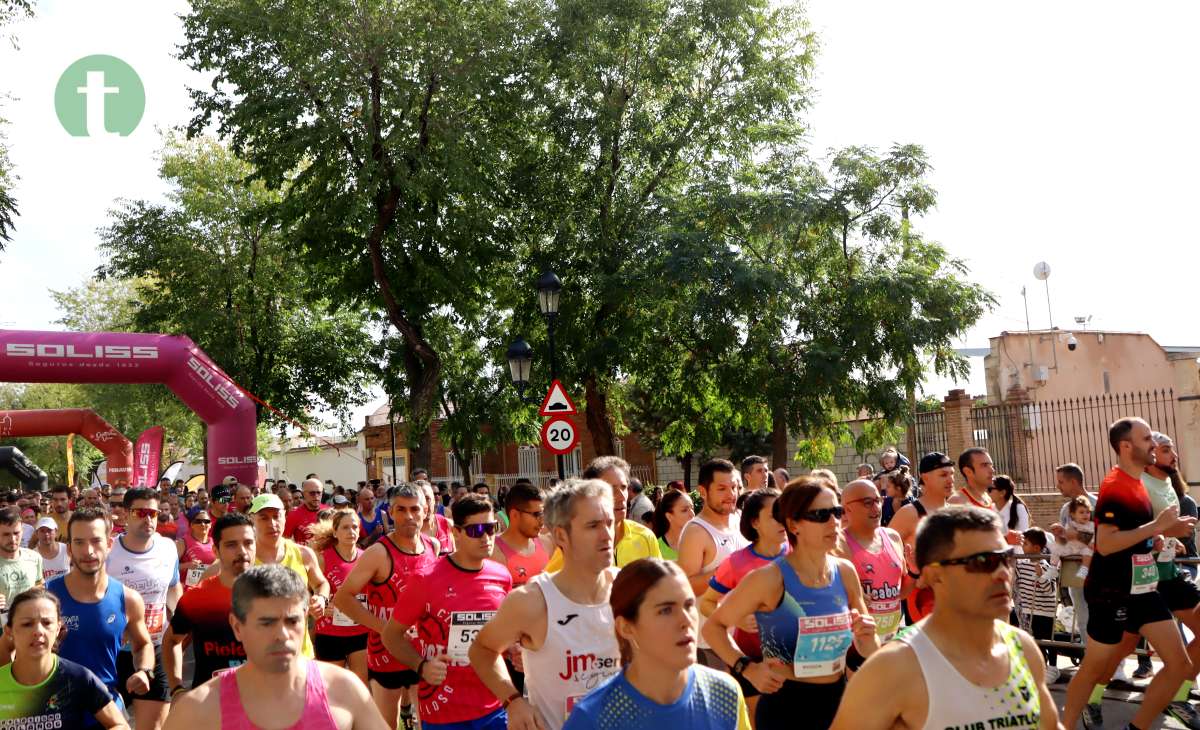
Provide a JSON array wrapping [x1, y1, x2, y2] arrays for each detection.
[[506, 271, 566, 481]]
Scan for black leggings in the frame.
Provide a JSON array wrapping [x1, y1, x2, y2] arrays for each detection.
[[1028, 614, 1057, 666], [755, 676, 846, 730]]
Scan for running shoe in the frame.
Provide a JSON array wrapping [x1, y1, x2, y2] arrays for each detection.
[[1167, 700, 1200, 730], [1044, 666, 1061, 684], [1132, 663, 1156, 680], [1082, 703, 1103, 729]]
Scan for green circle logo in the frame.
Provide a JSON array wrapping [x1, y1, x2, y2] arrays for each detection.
[[54, 55, 145, 137]]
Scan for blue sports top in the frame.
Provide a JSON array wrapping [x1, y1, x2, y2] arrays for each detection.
[[46, 574, 127, 714], [563, 664, 750, 730], [754, 555, 854, 679]]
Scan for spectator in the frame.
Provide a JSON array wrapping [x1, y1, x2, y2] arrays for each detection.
[[988, 474, 1030, 544], [1050, 463, 1096, 646], [770, 468, 789, 491], [1050, 497, 1094, 581], [1015, 528, 1059, 683], [652, 490, 694, 561], [627, 478, 653, 525], [856, 463, 874, 479], [740, 456, 771, 494], [878, 467, 913, 528]]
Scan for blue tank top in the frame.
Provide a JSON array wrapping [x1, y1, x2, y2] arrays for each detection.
[[359, 505, 386, 537], [47, 575, 127, 708], [754, 555, 854, 679]]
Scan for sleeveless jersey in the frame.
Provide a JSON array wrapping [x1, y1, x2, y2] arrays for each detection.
[[755, 556, 854, 679], [39, 542, 70, 582], [106, 533, 179, 645], [845, 528, 904, 637], [366, 533, 439, 672], [317, 545, 368, 637], [47, 574, 128, 712], [219, 659, 338, 730], [179, 532, 216, 591], [682, 515, 748, 649], [256, 538, 314, 658], [521, 569, 621, 730], [392, 557, 513, 724], [902, 620, 1040, 730], [358, 505, 387, 540], [496, 535, 550, 587], [710, 544, 788, 658]]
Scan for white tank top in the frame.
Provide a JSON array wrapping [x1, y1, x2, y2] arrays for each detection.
[[521, 569, 621, 730], [106, 533, 180, 646], [39, 543, 70, 582], [682, 514, 749, 649], [903, 620, 1041, 730]]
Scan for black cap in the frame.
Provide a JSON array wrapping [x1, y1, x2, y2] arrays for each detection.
[[919, 452, 954, 474], [211, 484, 234, 502]]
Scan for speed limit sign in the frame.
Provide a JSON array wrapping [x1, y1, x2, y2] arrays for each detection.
[[541, 416, 579, 455]]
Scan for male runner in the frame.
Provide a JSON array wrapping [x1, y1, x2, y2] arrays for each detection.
[[836, 479, 912, 639], [162, 512, 256, 696], [164, 564, 389, 730], [740, 455, 770, 494], [949, 447, 997, 510], [286, 477, 330, 543], [106, 487, 182, 730], [470, 479, 621, 730], [47, 508, 155, 727], [677, 458, 749, 668], [831, 506, 1059, 730], [1062, 417, 1197, 730], [384, 494, 513, 729], [32, 516, 69, 581], [0, 507, 42, 621], [333, 484, 439, 729], [208, 483, 233, 520], [491, 481, 551, 587], [888, 452, 956, 621], [48, 484, 71, 540]]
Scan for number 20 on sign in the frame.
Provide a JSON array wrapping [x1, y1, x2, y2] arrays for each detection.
[[541, 416, 579, 455]]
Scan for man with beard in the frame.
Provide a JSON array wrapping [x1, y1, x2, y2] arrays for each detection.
[[677, 458, 749, 670], [233, 483, 255, 516], [334, 484, 439, 730], [1063, 417, 1198, 730], [544, 457, 660, 571], [888, 452, 957, 623], [49, 485, 72, 542], [47, 508, 155, 726], [831, 507, 1059, 730], [286, 478, 330, 543], [162, 512, 256, 693], [837, 480, 912, 640], [164, 565, 388, 730]]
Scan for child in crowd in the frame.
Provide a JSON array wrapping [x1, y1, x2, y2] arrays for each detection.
[[1016, 528, 1059, 680], [1051, 496, 1094, 580]]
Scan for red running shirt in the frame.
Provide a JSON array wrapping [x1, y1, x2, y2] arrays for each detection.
[[317, 546, 368, 638], [366, 534, 439, 672], [169, 576, 244, 683], [392, 556, 513, 724]]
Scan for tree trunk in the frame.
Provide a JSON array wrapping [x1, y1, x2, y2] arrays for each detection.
[[584, 375, 616, 457], [681, 452, 693, 490], [771, 405, 789, 473]]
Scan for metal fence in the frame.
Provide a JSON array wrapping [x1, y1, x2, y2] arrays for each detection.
[[909, 409, 948, 460], [971, 389, 1178, 491]]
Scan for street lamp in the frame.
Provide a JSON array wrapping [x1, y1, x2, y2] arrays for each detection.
[[505, 337, 534, 403], [536, 272, 562, 318], [506, 271, 566, 481]]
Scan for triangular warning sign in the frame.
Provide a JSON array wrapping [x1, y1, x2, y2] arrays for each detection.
[[539, 379, 577, 416]]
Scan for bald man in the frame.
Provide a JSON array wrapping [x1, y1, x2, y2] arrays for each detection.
[[232, 484, 255, 515], [837, 479, 913, 640], [283, 478, 328, 543]]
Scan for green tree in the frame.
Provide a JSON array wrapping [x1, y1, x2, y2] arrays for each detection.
[[0, 0, 33, 248], [179, 0, 537, 468], [97, 134, 376, 427], [511, 0, 814, 455]]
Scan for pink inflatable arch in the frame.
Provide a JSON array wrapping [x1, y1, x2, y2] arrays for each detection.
[[0, 330, 258, 487]]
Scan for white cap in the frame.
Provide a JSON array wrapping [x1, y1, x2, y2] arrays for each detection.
[[35, 517, 56, 531]]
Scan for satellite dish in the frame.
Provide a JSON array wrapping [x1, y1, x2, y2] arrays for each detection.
[[1033, 261, 1051, 280]]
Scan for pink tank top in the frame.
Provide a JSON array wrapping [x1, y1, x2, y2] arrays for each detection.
[[180, 533, 217, 591], [494, 535, 549, 587], [845, 527, 904, 637], [317, 546, 366, 637], [219, 659, 338, 730]]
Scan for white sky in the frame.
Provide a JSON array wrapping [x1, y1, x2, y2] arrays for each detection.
[[3, 0, 1200, 423]]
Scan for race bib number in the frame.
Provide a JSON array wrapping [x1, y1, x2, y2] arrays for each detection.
[[145, 605, 166, 637], [446, 610, 495, 663], [333, 594, 368, 627], [186, 567, 206, 587], [1131, 554, 1159, 594], [869, 603, 902, 638], [794, 610, 853, 678]]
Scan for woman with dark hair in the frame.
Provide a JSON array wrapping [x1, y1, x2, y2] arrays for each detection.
[[699, 489, 787, 718], [652, 489, 695, 561], [703, 478, 878, 730], [0, 587, 129, 728], [986, 475, 1029, 543], [312, 509, 369, 683], [878, 467, 913, 528], [176, 508, 215, 592], [563, 559, 751, 729]]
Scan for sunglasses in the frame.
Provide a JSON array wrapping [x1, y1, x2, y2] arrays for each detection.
[[513, 507, 544, 520], [460, 522, 499, 539], [192, 519, 212, 526], [131, 508, 158, 520], [799, 506, 845, 523], [214, 496, 232, 504], [929, 547, 1016, 574]]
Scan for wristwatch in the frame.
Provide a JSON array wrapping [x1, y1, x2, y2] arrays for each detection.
[[731, 656, 752, 677]]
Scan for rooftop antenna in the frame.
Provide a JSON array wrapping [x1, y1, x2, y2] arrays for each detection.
[[1074, 315, 1092, 331], [1033, 261, 1053, 328]]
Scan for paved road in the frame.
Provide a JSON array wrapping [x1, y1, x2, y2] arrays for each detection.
[[1051, 657, 1191, 729]]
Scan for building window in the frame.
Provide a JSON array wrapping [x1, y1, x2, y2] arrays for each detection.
[[518, 446, 540, 478], [378, 455, 406, 484], [563, 447, 583, 477], [446, 452, 483, 483]]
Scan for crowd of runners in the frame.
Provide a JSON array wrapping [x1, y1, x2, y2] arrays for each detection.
[[3, 416, 1200, 728]]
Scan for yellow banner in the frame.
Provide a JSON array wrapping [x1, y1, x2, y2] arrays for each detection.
[[66, 434, 75, 486]]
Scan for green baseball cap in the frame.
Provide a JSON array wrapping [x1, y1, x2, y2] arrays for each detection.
[[249, 493, 285, 514]]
